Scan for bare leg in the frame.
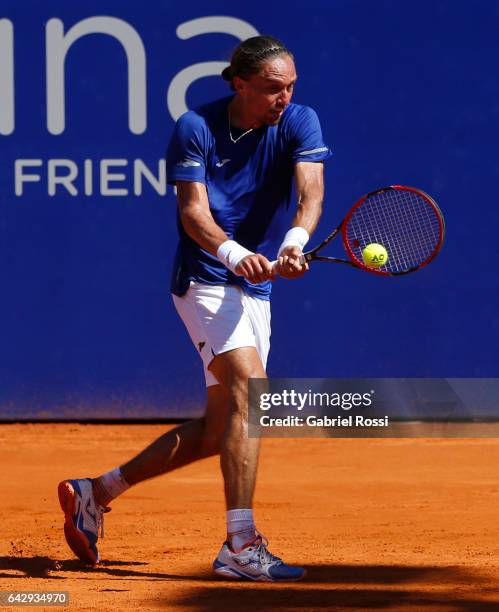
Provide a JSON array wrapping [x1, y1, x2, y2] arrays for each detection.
[[209, 346, 265, 510], [93, 385, 230, 505], [95, 345, 265, 514], [122, 384, 229, 482]]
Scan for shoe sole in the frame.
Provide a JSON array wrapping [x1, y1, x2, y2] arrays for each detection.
[[213, 562, 306, 582], [58, 480, 98, 566]]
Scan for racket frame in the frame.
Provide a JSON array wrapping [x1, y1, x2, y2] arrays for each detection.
[[302, 185, 445, 276]]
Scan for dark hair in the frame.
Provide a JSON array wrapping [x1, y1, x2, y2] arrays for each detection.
[[221, 36, 292, 88]]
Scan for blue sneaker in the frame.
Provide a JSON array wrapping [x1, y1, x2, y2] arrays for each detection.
[[213, 535, 305, 582], [58, 478, 110, 565]]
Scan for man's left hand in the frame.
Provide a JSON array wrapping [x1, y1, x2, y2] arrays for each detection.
[[275, 246, 309, 279]]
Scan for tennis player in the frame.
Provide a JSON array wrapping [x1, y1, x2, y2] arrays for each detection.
[[58, 35, 330, 582]]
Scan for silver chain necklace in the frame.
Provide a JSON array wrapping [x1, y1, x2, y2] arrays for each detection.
[[228, 108, 254, 144]]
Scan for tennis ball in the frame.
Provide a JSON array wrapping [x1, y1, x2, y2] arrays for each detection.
[[362, 243, 388, 268]]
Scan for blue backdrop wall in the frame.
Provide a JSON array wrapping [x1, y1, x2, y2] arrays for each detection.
[[1, 1, 497, 418]]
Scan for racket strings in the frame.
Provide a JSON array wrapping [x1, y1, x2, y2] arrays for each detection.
[[345, 189, 442, 274]]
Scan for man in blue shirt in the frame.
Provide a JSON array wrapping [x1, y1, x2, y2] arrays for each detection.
[[58, 35, 330, 581]]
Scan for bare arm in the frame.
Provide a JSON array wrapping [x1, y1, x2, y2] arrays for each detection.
[[292, 161, 324, 234], [176, 181, 274, 283], [176, 181, 227, 255], [277, 162, 324, 278]]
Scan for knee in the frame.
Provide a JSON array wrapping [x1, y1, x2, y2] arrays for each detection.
[[229, 372, 267, 426], [199, 416, 225, 458], [200, 431, 223, 458], [229, 372, 267, 407]]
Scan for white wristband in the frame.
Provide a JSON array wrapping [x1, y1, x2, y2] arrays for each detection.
[[277, 227, 309, 257], [217, 240, 253, 275]]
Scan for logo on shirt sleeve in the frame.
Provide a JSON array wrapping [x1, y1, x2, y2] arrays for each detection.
[[177, 158, 201, 167]]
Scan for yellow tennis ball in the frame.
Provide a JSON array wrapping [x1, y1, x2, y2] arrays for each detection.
[[362, 243, 389, 268]]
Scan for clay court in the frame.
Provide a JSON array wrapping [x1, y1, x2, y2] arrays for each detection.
[[1, 424, 499, 611]]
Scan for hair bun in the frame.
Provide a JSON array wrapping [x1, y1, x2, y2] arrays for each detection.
[[221, 66, 233, 81]]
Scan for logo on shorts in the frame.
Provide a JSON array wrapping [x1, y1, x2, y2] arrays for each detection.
[[198, 341, 205, 352]]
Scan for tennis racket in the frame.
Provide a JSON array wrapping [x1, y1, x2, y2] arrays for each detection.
[[273, 185, 445, 276]]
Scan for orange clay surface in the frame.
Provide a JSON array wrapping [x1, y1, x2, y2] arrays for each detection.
[[1, 424, 499, 611]]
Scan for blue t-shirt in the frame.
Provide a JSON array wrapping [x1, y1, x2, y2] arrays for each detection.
[[167, 95, 331, 299]]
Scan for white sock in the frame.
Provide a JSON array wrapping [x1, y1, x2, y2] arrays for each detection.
[[99, 468, 130, 500], [226, 509, 256, 551]]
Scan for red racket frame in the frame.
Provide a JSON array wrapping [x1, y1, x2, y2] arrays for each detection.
[[341, 185, 445, 276]]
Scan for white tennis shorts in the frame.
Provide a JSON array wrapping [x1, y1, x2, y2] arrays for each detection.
[[172, 282, 271, 387]]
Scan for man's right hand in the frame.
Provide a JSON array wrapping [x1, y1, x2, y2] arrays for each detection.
[[235, 254, 275, 284]]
